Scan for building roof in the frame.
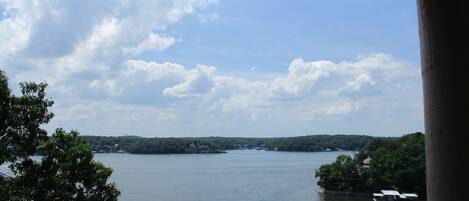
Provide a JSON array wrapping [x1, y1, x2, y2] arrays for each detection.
[[381, 190, 401, 196], [363, 156, 372, 165], [402, 193, 418, 198]]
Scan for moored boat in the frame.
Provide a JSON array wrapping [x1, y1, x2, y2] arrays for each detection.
[[372, 190, 418, 201]]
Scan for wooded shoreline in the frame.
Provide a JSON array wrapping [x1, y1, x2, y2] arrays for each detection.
[[82, 135, 380, 154]]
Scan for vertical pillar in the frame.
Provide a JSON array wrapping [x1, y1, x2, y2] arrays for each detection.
[[416, 1, 469, 201]]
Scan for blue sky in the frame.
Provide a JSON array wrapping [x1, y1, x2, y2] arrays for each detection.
[[0, 0, 422, 137]]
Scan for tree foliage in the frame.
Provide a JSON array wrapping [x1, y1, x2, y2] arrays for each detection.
[[315, 132, 426, 199], [0, 70, 119, 201], [315, 155, 367, 193]]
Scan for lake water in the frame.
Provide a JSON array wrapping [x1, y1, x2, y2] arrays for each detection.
[[94, 150, 369, 201]]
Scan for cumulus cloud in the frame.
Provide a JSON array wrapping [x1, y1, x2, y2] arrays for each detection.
[[25, 52, 421, 136], [0, 0, 39, 60], [124, 59, 186, 82], [117, 53, 417, 120], [123, 33, 175, 55], [271, 59, 336, 95], [0, 0, 422, 136], [343, 74, 375, 92], [163, 65, 216, 97], [0, 0, 216, 84]]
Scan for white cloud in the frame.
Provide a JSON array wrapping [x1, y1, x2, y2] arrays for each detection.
[[343, 73, 375, 92], [309, 99, 361, 118], [0, 0, 422, 136], [270, 53, 408, 96], [0, 0, 217, 85], [53, 17, 120, 79], [202, 78, 270, 113], [120, 53, 417, 120], [124, 59, 186, 82], [88, 79, 121, 96], [0, 0, 40, 60], [163, 65, 216, 97], [40, 53, 420, 136], [123, 33, 175, 55], [271, 58, 336, 95]]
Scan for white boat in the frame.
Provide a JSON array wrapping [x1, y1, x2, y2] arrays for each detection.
[[372, 190, 418, 201]]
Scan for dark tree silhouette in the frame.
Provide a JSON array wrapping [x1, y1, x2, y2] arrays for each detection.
[[0, 70, 120, 201]]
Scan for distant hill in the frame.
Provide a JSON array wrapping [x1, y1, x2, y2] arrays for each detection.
[[82, 134, 379, 154]]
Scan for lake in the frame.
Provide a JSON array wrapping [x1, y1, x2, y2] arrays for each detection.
[[94, 150, 369, 201]]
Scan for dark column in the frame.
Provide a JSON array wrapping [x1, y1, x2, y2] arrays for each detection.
[[416, 1, 469, 201]]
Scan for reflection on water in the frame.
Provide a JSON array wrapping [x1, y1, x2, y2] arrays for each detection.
[[319, 193, 370, 201]]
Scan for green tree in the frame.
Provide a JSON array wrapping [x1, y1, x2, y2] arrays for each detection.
[[0, 70, 119, 201], [315, 132, 426, 199], [315, 155, 366, 192]]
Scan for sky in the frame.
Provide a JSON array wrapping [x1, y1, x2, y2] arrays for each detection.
[[0, 0, 423, 137]]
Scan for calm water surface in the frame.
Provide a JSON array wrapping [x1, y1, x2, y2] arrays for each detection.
[[94, 150, 369, 201]]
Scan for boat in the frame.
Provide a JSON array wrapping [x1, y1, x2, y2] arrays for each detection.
[[372, 190, 418, 201]]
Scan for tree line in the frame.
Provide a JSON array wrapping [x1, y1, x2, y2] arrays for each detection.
[[82, 134, 377, 154]]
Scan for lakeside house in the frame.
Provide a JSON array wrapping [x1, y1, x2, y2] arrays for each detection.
[[362, 156, 371, 169]]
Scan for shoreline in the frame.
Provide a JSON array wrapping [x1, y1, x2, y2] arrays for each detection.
[[316, 186, 371, 197], [92, 149, 354, 155]]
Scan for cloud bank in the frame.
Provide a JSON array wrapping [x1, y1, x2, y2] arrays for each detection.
[[0, 0, 422, 136]]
